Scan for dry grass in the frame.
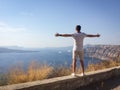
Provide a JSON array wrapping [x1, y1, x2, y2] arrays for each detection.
[[0, 59, 120, 85], [7, 61, 53, 84], [51, 65, 71, 77], [50, 64, 82, 77], [86, 59, 120, 72]]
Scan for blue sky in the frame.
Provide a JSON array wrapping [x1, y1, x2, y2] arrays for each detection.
[[0, 0, 120, 48]]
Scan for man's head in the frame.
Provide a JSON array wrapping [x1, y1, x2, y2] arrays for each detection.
[[76, 25, 81, 32]]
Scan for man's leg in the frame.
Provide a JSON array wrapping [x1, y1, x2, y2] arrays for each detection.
[[79, 51, 85, 74], [72, 58, 77, 73], [80, 60, 84, 74]]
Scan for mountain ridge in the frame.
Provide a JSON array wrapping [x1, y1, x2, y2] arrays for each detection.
[[85, 45, 120, 60]]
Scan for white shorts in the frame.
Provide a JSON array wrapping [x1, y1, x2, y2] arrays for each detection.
[[72, 51, 84, 61]]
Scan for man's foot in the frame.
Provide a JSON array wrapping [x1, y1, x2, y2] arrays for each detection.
[[80, 73, 85, 76], [71, 73, 76, 77]]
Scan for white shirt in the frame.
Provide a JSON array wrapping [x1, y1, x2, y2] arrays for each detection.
[[72, 32, 87, 51]]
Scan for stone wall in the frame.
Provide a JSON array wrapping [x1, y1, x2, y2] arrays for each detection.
[[0, 66, 120, 90]]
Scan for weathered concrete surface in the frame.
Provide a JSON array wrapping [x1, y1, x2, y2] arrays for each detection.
[[75, 75, 120, 90], [0, 66, 120, 90]]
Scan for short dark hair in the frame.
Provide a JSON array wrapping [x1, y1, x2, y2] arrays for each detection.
[[76, 25, 81, 31]]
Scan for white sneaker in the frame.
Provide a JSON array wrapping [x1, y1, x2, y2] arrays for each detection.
[[80, 73, 85, 76], [71, 73, 76, 77]]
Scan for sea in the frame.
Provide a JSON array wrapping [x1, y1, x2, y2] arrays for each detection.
[[0, 49, 101, 73]]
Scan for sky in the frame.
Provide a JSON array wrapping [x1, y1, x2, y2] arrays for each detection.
[[0, 0, 120, 48]]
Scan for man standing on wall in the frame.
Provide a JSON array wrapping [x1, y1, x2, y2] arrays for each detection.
[[55, 25, 100, 76]]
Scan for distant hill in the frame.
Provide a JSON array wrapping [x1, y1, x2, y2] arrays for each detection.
[[0, 47, 37, 53], [2, 46, 25, 50], [85, 45, 120, 60]]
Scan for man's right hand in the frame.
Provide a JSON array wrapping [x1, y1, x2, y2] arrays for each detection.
[[55, 33, 60, 37]]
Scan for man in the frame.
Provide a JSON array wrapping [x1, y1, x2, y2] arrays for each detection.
[[55, 25, 100, 76]]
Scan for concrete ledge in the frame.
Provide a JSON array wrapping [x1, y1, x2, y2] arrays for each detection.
[[0, 66, 120, 90]]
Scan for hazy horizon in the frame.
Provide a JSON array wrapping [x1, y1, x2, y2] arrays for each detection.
[[0, 44, 119, 49], [0, 0, 120, 48]]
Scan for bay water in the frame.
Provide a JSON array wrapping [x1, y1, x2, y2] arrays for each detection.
[[0, 50, 101, 73]]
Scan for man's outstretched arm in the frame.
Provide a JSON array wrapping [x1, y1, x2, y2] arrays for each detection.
[[86, 34, 100, 37], [55, 33, 72, 37]]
